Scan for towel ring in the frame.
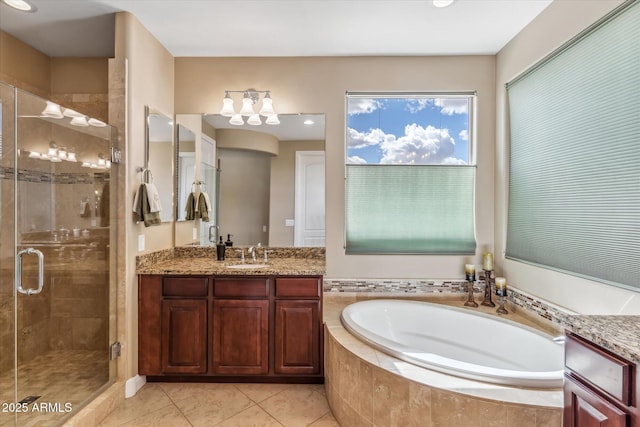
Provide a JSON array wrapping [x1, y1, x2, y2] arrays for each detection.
[[138, 167, 153, 184], [192, 181, 206, 192]]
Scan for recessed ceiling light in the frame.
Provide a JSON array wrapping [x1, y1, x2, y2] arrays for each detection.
[[1, 0, 37, 12], [433, 0, 455, 8], [303, 119, 315, 126]]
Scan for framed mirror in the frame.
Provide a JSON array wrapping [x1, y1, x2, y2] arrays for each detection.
[[145, 106, 174, 223], [202, 113, 325, 247]]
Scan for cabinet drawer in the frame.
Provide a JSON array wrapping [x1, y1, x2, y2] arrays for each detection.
[[214, 278, 269, 297], [275, 277, 320, 298], [565, 333, 633, 405], [162, 277, 209, 297]]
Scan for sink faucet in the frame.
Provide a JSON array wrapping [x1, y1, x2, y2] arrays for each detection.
[[248, 243, 262, 263], [235, 248, 245, 263]]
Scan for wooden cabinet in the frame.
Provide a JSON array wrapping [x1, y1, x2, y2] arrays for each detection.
[[564, 332, 638, 427], [275, 300, 320, 374], [161, 299, 207, 374], [138, 273, 323, 383], [139, 275, 209, 376], [274, 276, 322, 375], [212, 299, 269, 375]]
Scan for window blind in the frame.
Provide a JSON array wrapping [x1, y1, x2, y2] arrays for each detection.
[[506, 1, 640, 290], [345, 165, 476, 254]]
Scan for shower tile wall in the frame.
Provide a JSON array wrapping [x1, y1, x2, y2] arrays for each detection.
[[0, 98, 110, 378]]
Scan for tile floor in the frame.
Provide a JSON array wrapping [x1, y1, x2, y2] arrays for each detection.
[[98, 382, 340, 427], [0, 350, 109, 427]]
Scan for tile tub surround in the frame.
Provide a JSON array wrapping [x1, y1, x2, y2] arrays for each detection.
[[136, 246, 325, 276], [324, 279, 640, 365], [324, 293, 564, 427]]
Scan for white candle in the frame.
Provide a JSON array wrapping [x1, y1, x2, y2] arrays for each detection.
[[482, 252, 493, 271], [495, 277, 507, 296], [465, 264, 476, 282]]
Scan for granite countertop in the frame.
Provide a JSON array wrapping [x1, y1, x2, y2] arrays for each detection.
[[136, 246, 326, 276], [564, 315, 640, 365], [136, 256, 325, 276]]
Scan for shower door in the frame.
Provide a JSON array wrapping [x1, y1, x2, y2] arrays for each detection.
[[0, 83, 117, 426]]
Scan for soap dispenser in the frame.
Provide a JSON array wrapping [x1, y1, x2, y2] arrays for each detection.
[[225, 234, 233, 247], [216, 236, 226, 261]]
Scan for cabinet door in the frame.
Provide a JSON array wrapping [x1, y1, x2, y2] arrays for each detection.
[[564, 375, 628, 427], [274, 300, 320, 375], [212, 299, 269, 375], [161, 299, 208, 374]]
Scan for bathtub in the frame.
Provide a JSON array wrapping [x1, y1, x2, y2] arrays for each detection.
[[340, 299, 565, 388]]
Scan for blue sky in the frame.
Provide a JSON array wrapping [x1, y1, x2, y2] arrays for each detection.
[[346, 96, 471, 165]]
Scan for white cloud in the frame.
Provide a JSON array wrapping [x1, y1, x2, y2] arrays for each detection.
[[348, 98, 381, 115], [435, 98, 468, 115], [459, 129, 469, 141], [379, 124, 458, 165], [406, 99, 430, 114], [441, 157, 468, 165], [347, 155, 368, 164], [347, 127, 395, 149]]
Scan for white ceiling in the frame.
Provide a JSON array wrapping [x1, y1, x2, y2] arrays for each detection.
[[0, 0, 553, 58], [205, 113, 326, 141]]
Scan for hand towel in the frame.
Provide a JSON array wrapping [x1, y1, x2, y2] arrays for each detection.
[[185, 192, 196, 220], [80, 200, 90, 217], [133, 184, 161, 227], [202, 191, 212, 212], [145, 183, 162, 213], [197, 192, 209, 222]]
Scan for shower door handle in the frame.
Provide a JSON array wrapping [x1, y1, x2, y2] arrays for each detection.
[[16, 248, 45, 295]]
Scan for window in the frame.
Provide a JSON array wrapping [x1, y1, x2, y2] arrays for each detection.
[[506, 1, 640, 290], [345, 92, 477, 254]]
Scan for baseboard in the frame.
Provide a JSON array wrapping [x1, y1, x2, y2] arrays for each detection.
[[125, 374, 146, 398]]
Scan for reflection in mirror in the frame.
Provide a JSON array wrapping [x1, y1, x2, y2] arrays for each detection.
[[146, 107, 174, 222], [199, 135, 217, 245], [176, 124, 195, 221], [202, 114, 325, 247]]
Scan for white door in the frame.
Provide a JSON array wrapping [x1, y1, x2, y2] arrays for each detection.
[[294, 151, 325, 246]]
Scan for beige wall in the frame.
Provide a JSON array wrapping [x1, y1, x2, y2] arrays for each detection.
[[114, 12, 175, 379], [0, 30, 50, 97], [495, 0, 640, 315], [175, 56, 496, 279]]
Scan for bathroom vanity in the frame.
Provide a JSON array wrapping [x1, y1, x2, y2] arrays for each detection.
[[137, 247, 325, 383], [564, 328, 640, 426]]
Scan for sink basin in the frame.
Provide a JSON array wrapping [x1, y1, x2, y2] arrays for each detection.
[[227, 264, 268, 269]]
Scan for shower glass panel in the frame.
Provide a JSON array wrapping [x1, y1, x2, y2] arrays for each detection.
[[0, 84, 116, 426]]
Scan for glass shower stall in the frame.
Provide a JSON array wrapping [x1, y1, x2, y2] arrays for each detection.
[[0, 82, 117, 426]]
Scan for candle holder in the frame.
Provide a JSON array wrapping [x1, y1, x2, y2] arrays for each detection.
[[464, 280, 478, 307], [481, 270, 495, 307], [496, 294, 509, 314]]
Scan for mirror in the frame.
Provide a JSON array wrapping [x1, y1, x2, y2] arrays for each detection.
[[145, 107, 174, 222], [176, 124, 196, 222], [175, 113, 325, 247]]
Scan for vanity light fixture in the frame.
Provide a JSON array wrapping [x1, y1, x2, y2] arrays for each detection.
[[63, 108, 83, 118], [1, 0, 37, 12], [433, 0, 455, 7], [219, 89, 279, 126], [41, 101, 64, 119], [88, 118, 107, 127], [70, 115, 89, 127]]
